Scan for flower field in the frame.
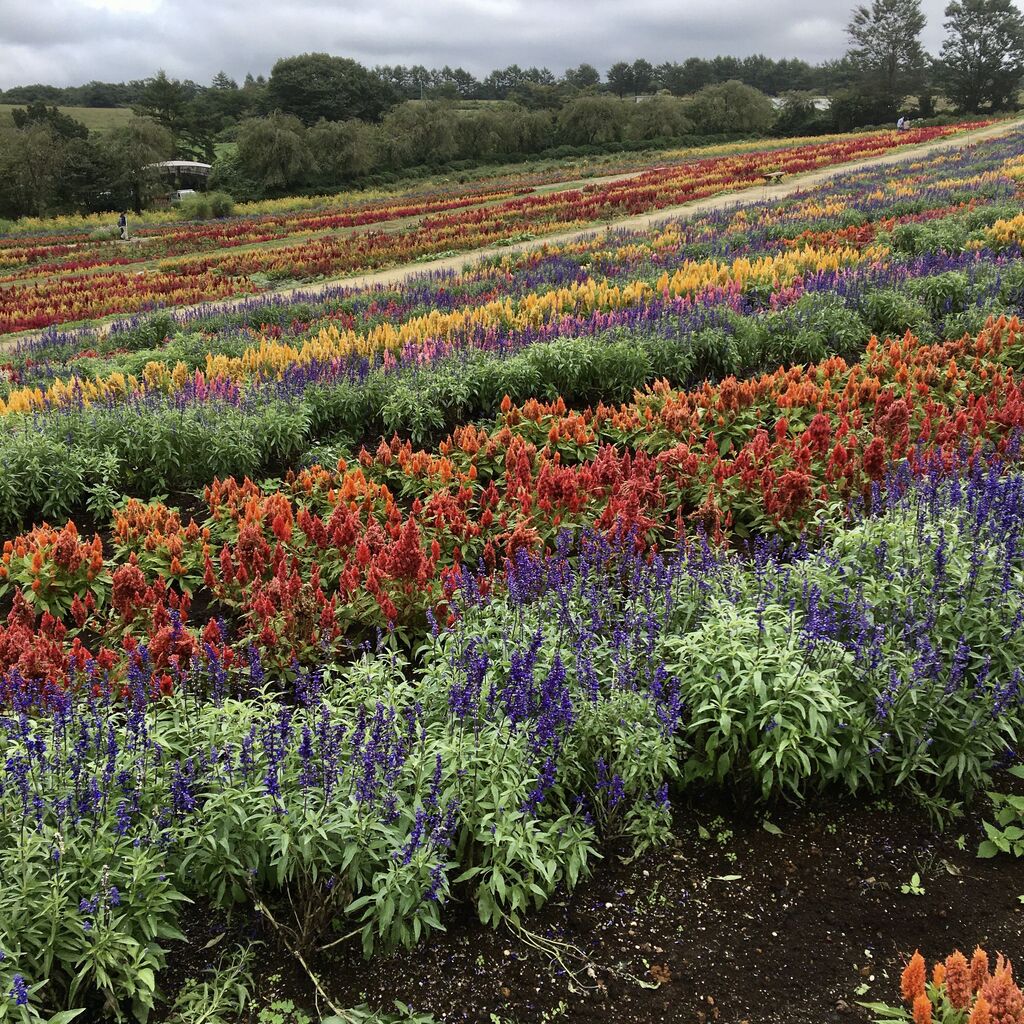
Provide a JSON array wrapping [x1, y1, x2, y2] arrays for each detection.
[[0, 123, 990, 334], [2, 127, 1024, 1023]]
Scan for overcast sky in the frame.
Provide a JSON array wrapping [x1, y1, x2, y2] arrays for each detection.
[[0, 0, 971, 90]]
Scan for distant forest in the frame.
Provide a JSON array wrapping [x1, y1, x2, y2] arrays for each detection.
[[0, 54, 843, 110], [2, 0, 1023, 218]]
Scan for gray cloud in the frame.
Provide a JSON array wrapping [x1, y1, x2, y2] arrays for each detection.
[[0, 0, 959, 89]]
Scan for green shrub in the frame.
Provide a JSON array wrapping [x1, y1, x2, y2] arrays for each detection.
[[905, 271, 971, 319], [860, 289, 934, 342], [664, 602, 855, 799], [177, 191, 234, 220], [206, 190, 235, 218]]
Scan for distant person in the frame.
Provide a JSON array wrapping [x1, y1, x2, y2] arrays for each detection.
[[896, 116, 906, 132], [118, 211, 128, 240]]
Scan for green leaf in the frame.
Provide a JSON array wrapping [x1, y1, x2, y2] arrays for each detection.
[[48, 1011, 87, 1024]]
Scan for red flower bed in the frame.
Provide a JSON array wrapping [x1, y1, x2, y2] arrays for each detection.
[[1, 314, 1023, 696]]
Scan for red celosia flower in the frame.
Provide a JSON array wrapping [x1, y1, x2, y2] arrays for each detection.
[[111, 562, 148, 622], [863, 436, 887, 481]]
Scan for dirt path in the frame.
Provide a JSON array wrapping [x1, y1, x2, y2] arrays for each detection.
[[5, 118, 1021, 351]]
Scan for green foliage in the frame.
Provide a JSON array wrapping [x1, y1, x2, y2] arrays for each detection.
[[845, 0, 927, 112], [905, 271, 971, 318], [236, 113, 314, 193], [177, 191, 235, 220], [11, 102, 88, 141], [684, 81, 776, 135], [556, 97, 628, 147], [939, 0, 1024, 113], [859, 288, 934, 342], [899, 871, 925, 895], [978, 765, 1024, 857], [664, 603, 855, 799], [888, 218, 971, 255], [165, 945, 256, 1024], [0, 837, 187, 1022], [266, 54, 394, 126]]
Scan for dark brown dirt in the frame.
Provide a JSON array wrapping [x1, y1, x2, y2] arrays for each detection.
[[163, 773, 1024, 1024]]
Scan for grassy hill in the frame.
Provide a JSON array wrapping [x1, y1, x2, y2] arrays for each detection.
[[0, 104, 134, 133]]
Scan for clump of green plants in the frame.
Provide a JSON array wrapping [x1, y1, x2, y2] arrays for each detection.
[[978, 765, 1024, 858], [177, 191, 235, 220]]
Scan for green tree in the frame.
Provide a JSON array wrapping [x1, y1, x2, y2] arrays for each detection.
[[431, 66, 479, 99], [56, 137, 117, 212], [846, 0, 928, 113], [207, 150, 262, 202], [0, 122, 68, 216], [101, 117, 174, 213], [11, 101, 88, 140], [453, 108, 512, 161], [307, 118, 381, 182], [606, 61, 635, 97], [79, 80, 134, 106], [133, 70, 215, 160], [631, 59, 655, 96], [562, 63, 601, 90], [556, 95, 628, 145], [379, 101, 460, 167], [938, 0, 1024, 111], [510, 81, 566, 110], [685, 81, 776, 134], [625, 95, 694, 141], [772, 92, 830, 135], [200, 70, 253, 127], [235, 112, 314, 191], [266, 53, 394, 124]]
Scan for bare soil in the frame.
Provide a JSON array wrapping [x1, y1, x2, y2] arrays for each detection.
[[165, 774, 1024, 1024]]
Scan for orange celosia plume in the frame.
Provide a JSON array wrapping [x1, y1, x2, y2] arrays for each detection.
[[973, 948, 992, 993], [902, 952, 928, 1004], [980, 957, 1023, 1023], [913, 993, 933, 1024], [968, 996, 992, 1024], [946, 951, 973, 1010]]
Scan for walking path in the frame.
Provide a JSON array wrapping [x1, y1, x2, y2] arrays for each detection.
[[4, 118, 1022, 350]]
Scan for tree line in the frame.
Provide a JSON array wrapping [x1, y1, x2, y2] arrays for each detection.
[[1, 0, 1022, 218]]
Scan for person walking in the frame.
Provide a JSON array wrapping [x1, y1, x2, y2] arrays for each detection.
[[118, 211, 128, 240]]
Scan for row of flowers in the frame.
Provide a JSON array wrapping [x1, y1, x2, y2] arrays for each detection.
[[167, 126, 986, 284], [1, 444, 1022, 1019], [0, 185, 526, 281], [0, 266, 258, 334], [4, 126, 1018, 409], [3, 314, 1024, 690], [0, 123, 989, 334]]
